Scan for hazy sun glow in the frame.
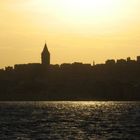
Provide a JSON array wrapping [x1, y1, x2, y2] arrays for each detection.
[[0, 0, 140, 68], [27, 0, 123, 30], [52, 0, 120, 17]]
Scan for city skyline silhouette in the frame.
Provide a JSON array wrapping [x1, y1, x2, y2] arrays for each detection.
[[1, 42, 140, 71], [0, 43, 140, 101]]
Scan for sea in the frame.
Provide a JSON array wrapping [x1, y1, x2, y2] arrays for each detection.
[[0, 101, 140, 140]]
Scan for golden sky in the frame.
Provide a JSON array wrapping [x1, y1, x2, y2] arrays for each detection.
[[0, 0, 140, 68]]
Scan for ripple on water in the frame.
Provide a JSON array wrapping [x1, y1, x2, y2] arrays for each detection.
[[0, 101, 140, 140]]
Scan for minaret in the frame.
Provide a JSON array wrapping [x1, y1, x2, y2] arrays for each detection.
[[41, 43, 50, 66]]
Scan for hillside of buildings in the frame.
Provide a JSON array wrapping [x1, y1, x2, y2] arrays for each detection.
[[0, 44, 140, 101]]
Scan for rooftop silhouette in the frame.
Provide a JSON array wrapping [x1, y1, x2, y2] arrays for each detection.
[[0, 43, 140, 101]]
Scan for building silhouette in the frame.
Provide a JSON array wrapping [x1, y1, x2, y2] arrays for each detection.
[[41, 43, 50, 66], [1, 43, 140, 100]]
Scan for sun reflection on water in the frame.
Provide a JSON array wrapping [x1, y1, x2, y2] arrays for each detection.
[[0, 101, 139, 139]]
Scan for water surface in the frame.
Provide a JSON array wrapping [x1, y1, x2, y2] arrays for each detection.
[[0, 101, 140, 140]]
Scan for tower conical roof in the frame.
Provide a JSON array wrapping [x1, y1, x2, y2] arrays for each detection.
[[42, 43, 49, 53], [44, 43, 48, 50]]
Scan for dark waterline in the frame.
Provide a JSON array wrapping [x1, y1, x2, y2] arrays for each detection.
[[0, 101, 140, 140]]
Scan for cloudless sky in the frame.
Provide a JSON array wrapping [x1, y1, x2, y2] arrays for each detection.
[[0, 0, 140, 68]]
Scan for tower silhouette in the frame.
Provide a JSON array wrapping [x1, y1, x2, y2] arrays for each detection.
[[41, 43, 50, 66]]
